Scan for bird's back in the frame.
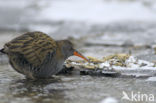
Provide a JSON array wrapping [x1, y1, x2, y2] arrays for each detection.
[[4, 31, 57, 68]]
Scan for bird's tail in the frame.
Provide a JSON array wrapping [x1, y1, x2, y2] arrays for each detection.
[[0, 48, 5, 54]]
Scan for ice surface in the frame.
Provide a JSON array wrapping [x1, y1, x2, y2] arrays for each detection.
[[146, 77, 156, 81]]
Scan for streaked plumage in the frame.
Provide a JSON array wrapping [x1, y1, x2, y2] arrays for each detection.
[[1, 31, 88, 79]]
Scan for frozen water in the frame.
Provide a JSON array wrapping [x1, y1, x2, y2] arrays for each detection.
[[0, 1, 156, 103], [146, 77, 156, 81]]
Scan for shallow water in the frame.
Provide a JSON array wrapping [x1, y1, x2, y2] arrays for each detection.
[[1, 64, 156, 103], [1, 23, 156, 103], [1, 0, 156, 103], [1, 22, 156, 103]]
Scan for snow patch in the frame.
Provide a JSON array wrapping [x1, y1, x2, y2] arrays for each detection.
[[100, 97, 118, 103]]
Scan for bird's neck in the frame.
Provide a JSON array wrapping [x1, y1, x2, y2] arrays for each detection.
[[56, 41, 67, 60]]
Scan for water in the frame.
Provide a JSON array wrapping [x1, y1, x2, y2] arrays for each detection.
[[1, 22, 156, 103], [1, 0, 156, 103], [1, 64, 156, 103]]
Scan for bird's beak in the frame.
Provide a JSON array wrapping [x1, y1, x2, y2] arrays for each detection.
[[73, 51, 89, 62]]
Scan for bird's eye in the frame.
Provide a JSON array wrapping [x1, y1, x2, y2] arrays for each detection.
[[70, 47, 73, 50]]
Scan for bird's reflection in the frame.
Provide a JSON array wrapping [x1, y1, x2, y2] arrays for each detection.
[[9, 77, 67, 103]]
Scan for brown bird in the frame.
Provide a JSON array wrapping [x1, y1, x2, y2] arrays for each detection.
[[0, 31, 88, 79]]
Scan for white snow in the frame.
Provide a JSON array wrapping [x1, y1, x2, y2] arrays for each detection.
[[38, 0, 156, 24], [79, 55, 156, 71], [1, 0, 156, 28], [99, 62, 110, 68], [114, 56, 156, 70], [100, 97, 118, 103]]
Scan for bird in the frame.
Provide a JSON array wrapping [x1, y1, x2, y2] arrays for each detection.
[[0, 31, 89, 79]]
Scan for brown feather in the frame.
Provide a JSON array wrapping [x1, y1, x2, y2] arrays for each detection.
[[5, 31, 57, 67]]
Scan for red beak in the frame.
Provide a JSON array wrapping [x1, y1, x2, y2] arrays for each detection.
[[73, 51, 89, 62]]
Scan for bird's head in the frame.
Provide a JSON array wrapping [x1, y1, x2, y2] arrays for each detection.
[[57, 40, 89, 62]]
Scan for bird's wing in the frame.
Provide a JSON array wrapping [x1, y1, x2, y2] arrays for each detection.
[[5, 32, 57, 67]]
